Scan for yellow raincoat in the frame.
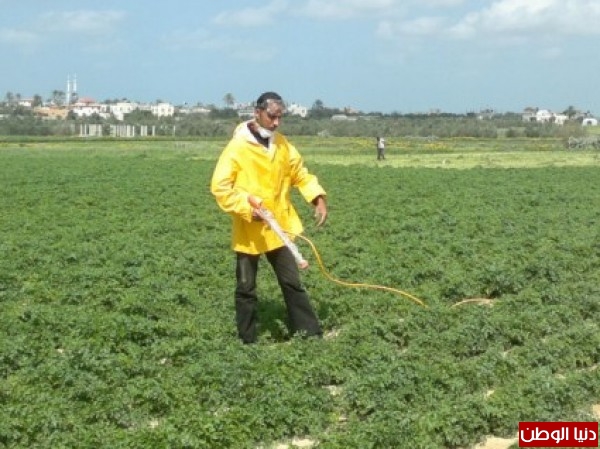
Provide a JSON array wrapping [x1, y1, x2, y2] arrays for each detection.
[[211, 121, 326, 255]]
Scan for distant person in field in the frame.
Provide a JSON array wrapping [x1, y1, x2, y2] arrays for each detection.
[[210, 91, 328, 344], [376, 136, 386, 160]]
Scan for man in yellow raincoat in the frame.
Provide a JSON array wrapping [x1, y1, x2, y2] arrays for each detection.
[[211, 92, 328, 344]]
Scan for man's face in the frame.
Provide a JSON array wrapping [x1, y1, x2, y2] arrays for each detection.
[[255, 99, 284, 131]]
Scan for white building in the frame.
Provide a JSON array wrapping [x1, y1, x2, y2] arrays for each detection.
[[110, 102, 139, 121], [287, 103, 308, 118], [535, 109, 554, 123], [70, 97, 109, 119], [18, 99, 34, 108], [331, 114, 349, 121], [552, 113, 568, 125], [522, 108, 568, 125], [236, 101, 309, 118], [178, 105, 211, 115], [237, 106, 254, 119], [151, 102, 175, 118]]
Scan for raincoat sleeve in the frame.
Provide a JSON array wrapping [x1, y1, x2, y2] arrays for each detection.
[[288, 143, 326, 202], [210, 143, 254, 223]]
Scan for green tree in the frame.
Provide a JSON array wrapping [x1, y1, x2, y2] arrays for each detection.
[[562, 105, 577, 119], [223, 93, 235, 109], [312, 99, 324, 111], [5, 91, 15, 105], [32, 94, 43, 107], [51, 90, 66, 106]]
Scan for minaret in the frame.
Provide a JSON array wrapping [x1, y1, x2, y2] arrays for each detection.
[[66, 75, 71, 106], [65, 74, 78, 106], [71, 74, 78, 104]]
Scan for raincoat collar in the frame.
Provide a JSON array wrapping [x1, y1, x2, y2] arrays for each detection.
[[235, 120, 276, 154]]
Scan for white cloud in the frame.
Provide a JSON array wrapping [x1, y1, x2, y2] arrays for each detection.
[[0, 28, 39, 46], [210, 0, 463, 26], [162, 28, 279, 62], [0, 9, 126, 54], [298, 0, 397, 20], [417, 0, 466, 5], [540, 46, 563, 59], [213, 0, 289, 27], [449, 0, 600, 38], [295, 0, 470, 20], [38, 10, 126, 36], [229, 46, 279, 62], [162, 28, 227, 51], [397, 16, 446, 36], [375, 21, 395, 40], [377, 0, 600, 42]]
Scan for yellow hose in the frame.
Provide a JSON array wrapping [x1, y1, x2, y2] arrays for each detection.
[[295, 234, 428, 308]]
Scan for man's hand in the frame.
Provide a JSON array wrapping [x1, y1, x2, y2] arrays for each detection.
[[313, 196, 328, 227], [248, 195, 265, 221], [252, 208, 266, 221], [248, 194, 263, 209]]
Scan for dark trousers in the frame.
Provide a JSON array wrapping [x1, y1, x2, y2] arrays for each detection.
[[235, 247, 322, 343]]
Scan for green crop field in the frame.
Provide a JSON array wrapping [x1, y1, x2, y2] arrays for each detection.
[[1, 138, 599, 448]]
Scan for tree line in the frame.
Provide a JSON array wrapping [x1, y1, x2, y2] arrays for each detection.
[[0, 92, 591, 140]]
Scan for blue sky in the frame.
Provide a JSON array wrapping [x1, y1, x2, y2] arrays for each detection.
[[1, 0, 599, 114]]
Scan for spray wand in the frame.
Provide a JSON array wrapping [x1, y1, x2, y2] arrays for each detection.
[[260, 207, 309, 269], [249, 195, 309, 269]]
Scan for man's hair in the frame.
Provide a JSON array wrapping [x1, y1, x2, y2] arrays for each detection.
[[255, 92, 283, 110]]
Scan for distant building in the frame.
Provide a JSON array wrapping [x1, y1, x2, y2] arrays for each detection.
[[522, 107, 568, 125], [331, 114, 357, 121], [550, 112, 568, 125], [582, 117, 599, 126], [237, 106, 254, 119], [535, 109, 553, 123], [110, 102, 139, 121], [288, 103, 308, 118], [151, 102, 175, 118], [18, 99, 34, 108], [236, 101, 309, 118], [178, 105, 211, 115], [79, 124, 104, 137], [33, 106, 69, 120], [331, 114, 349, 121], [109, 124, 156, 137], [70, 97, 109, 118], [477, 108, 495, 120], [522, 107, 538, 122]]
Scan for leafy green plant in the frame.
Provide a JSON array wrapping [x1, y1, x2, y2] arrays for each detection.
[[1, 140, 599, 448]]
